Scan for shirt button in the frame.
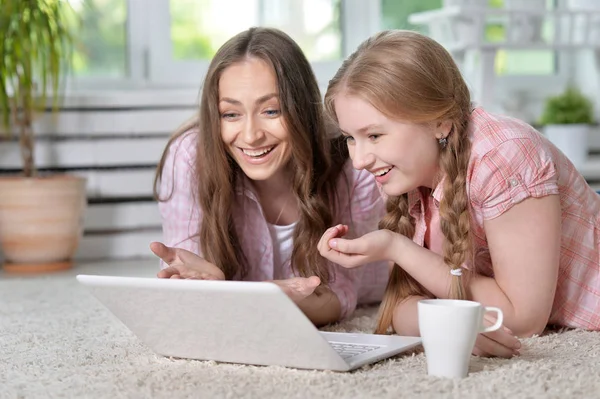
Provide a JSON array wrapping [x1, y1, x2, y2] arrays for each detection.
[[509, 178, 519, 187]]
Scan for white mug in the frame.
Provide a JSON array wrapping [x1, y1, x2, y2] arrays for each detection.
[[418, 299, 503, 378]]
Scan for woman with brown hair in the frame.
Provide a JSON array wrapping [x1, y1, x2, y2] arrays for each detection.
[[151, 27, 388, 326], [319, 30, 600, 354]]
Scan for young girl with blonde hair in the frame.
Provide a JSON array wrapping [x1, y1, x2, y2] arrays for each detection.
[[319, 30, 600, 355], [151, 27, 388, 326]]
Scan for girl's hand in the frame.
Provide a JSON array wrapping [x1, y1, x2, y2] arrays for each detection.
[[318, 225, 397, 268], [271, 276, 321, 304], [150, 242, 225, 280], [317, 224, 349, 264], [473, 314, 522, 358]]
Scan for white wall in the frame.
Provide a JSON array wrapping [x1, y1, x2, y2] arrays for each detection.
[[0, 90, 197, 260], [1, 91, 599, 261]]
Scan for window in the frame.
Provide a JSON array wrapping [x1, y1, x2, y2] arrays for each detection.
[[486, 0, 557, 76], [169, 0, 342, 62], [381, 0, 442, 32], [61, 0, 573, 111], [383, 0, 558, 76], [67, 0, 127, 78], [145, 0, 345, 86]]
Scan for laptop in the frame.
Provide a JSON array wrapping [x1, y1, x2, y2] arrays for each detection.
[[76, 274, 421, 372]]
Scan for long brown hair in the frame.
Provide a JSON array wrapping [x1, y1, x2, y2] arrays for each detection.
[[154, 27, 348, 283], [324, 30, 473, 334]]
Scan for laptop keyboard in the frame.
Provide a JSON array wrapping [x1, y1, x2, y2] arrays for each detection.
[[328, 342, 382, 359]]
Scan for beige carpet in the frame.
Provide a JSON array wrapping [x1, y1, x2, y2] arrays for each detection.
[[2, 262, 600, 399]]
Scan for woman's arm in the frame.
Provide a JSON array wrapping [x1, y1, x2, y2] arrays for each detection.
[[387, 195, 561, 337], [156, 131, 204, 264], [151, 243, 342, 326], [296, 286, 342, 327]]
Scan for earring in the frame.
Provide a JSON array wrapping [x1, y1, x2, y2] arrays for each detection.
[[438, 137, 448, 149]]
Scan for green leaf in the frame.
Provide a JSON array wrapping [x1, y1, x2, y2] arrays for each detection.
[[539, 86, 595, 125], [0, 0, 76, 176]]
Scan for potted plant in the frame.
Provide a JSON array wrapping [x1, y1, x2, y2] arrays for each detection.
[[0, 0, 87, 273], [539, 86, 595, 170]]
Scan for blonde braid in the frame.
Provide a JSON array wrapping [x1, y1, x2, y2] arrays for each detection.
[[375, 195, 432, 334], [438, 123, 472, 299]]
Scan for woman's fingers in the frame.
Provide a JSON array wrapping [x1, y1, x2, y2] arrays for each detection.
[[150, 242, 178, 264], [175, 247, 203, 265], [158, 265, 224, 281], [177, 250, 226, 280], [271, 277, 321, 303], [157, 266, 180, 278]]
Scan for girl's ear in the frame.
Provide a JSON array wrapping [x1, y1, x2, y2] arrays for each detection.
[[436, 119, 453, 139]]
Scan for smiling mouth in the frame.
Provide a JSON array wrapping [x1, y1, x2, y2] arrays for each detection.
[[240, 145, 276, 158], [372, 167, 392, 177]]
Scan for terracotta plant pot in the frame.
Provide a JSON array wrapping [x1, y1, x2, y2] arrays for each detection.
[[0, 175, 87, 273]]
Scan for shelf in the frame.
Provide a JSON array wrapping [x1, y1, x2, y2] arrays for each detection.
[[407, 5, 600, 110], [409, 6, 600, 52]]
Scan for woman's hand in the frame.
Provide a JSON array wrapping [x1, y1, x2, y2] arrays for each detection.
[[271, 276, 321, 304], [473, 314, 521, 358], [150, 242, 225, 280], [318, 225, 398, 268]]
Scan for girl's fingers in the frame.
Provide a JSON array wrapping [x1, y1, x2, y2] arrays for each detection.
[[337, 224, 349, 236], [318, 225, 343, 251], [326, 225, 342, 238], [321, 250, 368, 269], [482, 315, 520, 350], [328, 237, 360, 254], [482, 329, 521, 352], [474, 333, 519, 358]]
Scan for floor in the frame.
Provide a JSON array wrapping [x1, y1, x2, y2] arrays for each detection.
[[4, 257, 599, 398], [0, 257, 159, 280]]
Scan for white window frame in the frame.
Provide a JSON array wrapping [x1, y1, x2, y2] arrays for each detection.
[[485, 0, 572, 112], [144, 0, 381, 89], [65, 0, 150, 91], [63, 0, 591, 121]]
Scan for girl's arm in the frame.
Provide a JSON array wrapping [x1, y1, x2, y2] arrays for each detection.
[[392, 294, 520, 357], [388, 195, 561, 337], [390, 295, 424, 336], [324, 193, 561, 337], [473, 194, 561, 335]]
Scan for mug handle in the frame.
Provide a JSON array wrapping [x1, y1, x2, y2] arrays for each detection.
[[480, 307, 504, 333]]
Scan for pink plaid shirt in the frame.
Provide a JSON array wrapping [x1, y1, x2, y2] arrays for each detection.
[[409, 107, 600, 330], [157, 130, 389, 319]]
